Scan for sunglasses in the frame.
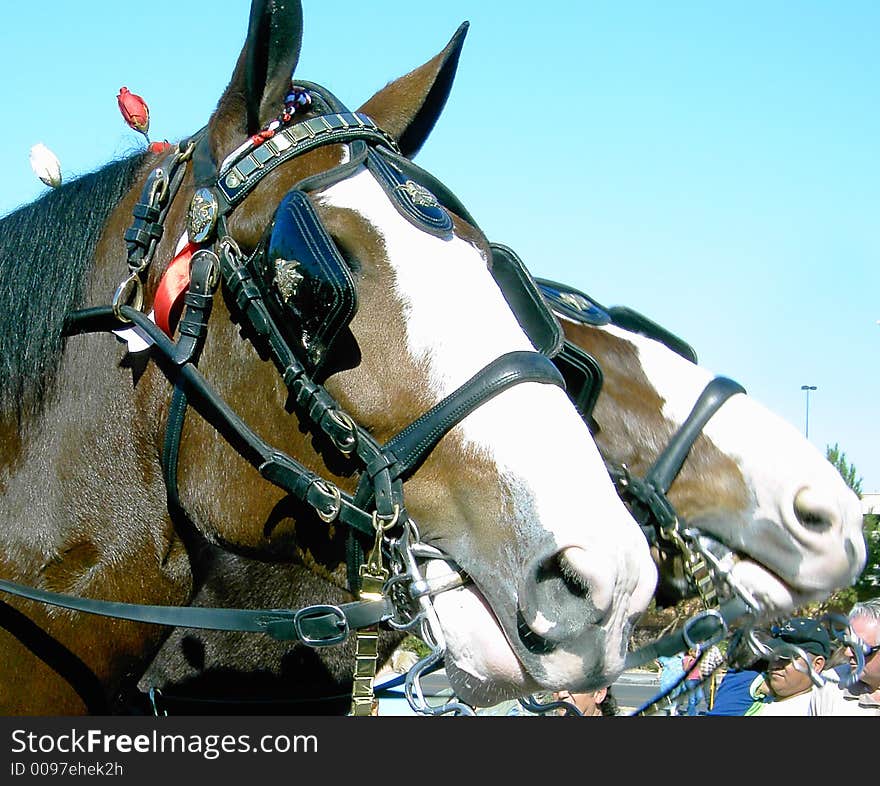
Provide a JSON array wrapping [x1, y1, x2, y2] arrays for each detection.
[[861, 643, 880, 659]]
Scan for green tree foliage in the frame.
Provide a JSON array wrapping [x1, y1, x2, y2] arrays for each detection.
[[858, 513, 880, 595], [826, 443, 863, 497]]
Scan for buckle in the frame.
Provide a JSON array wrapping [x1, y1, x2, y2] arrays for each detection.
[[293, 604, 350, 647], [682, 609, 726, 651]]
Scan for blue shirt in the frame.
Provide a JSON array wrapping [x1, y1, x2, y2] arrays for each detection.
[[657, 654, 685, 691], [706, 669, 764, 716]]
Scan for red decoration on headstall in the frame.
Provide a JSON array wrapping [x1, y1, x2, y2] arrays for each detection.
[[149, 141, 172, 154], [154, 244, 194, 336], [117, 87, 151, 140]]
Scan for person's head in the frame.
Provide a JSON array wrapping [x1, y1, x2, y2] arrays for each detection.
[[553, 687, 616, 716], [765, 618, 831, 699], [844, 598, 880, 689]]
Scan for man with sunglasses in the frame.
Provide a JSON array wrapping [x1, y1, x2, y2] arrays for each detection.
[[830, 598, 880, 716], [744, 617, 841, 716]]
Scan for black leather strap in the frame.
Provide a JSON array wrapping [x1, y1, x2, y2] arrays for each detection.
[[490, 244, 563, 358], [0, 578, 391, 646], [647, 376, 745, 493], [551, 340, 603, 429], [377, 350, 564, 482]]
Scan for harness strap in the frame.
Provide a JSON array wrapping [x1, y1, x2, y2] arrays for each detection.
[[161, 251, 218, 515], [648, 376, 746, 493], [611, 375, 746, 541], [0, 578, 391, 646], [63, 305, 376, 540], [370, 351, 565, 484], [125, 138, 199, 272]]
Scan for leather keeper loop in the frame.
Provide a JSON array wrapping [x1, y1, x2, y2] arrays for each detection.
[[125, 224, 164, 247], [132, 203, 162, 222]]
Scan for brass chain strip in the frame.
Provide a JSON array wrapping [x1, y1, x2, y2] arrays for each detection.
[[348, 509, 396, 716], [660, 521, 718, 612], [634, 520, 721, 717]]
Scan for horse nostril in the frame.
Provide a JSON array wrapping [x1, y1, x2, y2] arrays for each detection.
[[518, 546, 615, 647], [793, 487, 835, 532], [558, 547, 614, 617]]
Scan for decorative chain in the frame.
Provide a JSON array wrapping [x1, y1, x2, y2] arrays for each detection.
[[660, 521, 719, 612], [348, 508, 396, 716]]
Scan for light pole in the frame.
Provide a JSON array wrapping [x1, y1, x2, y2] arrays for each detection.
[[801, 385, 817, 438]]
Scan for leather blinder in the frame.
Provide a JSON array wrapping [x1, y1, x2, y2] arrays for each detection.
[[253, 189, 357, 372], [490, 243, 564, 358]]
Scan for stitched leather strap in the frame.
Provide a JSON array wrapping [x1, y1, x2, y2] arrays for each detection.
[[381, 350, 564, 480], [0, 578, 391, 646], [215, 113, 399, 212]]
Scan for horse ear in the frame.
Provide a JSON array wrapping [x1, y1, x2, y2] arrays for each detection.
[[210, 0, 303, 156], [358, 22, 469, 158]]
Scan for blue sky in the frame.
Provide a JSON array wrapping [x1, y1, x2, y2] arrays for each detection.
[[1, 2, 877, 491]]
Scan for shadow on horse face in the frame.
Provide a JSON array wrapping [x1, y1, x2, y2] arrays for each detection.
[[0, 0, 656, 714]]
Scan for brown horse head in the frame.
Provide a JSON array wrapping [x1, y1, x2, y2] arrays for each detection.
[[0, 0, 656, 713], [547, 286, 865, 619]]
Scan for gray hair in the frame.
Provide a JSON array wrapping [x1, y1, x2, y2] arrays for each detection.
[[849, 597, 880, 624]]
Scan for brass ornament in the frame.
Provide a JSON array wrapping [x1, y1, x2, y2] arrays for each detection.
[[559, 291, 591, 313]]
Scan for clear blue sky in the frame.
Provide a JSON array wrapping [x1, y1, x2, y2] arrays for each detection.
[[1, 2, 877, 491]]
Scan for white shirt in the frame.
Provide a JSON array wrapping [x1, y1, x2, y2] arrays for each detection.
[[749, 672, 844, 716], [828, 680, 880, 716]]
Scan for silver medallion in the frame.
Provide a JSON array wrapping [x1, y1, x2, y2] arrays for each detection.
[[274, 258, 304, 302], [559, 292, 590, 312], [399, 179, 441, 209], [188, 188, 219, 244]]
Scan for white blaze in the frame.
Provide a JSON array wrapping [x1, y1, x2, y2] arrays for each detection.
[[320, 169, 655, 616], [601, 323, 864, 594]]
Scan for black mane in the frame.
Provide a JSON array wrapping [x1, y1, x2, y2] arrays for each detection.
[[0, 154, 146, 422]]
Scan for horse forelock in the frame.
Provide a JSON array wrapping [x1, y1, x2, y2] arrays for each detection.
[[0, 154, 147, 423]]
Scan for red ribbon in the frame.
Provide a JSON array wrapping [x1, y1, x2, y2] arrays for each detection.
[[154, 244, 194, 336]]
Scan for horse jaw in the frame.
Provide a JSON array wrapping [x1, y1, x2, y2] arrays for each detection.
[[613, 325, 866, 610], [423, 561, 537, 706], [425, 556, 647, 707]]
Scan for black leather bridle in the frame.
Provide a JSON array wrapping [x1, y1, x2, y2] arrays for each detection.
[[0, 83, 566, 684]]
